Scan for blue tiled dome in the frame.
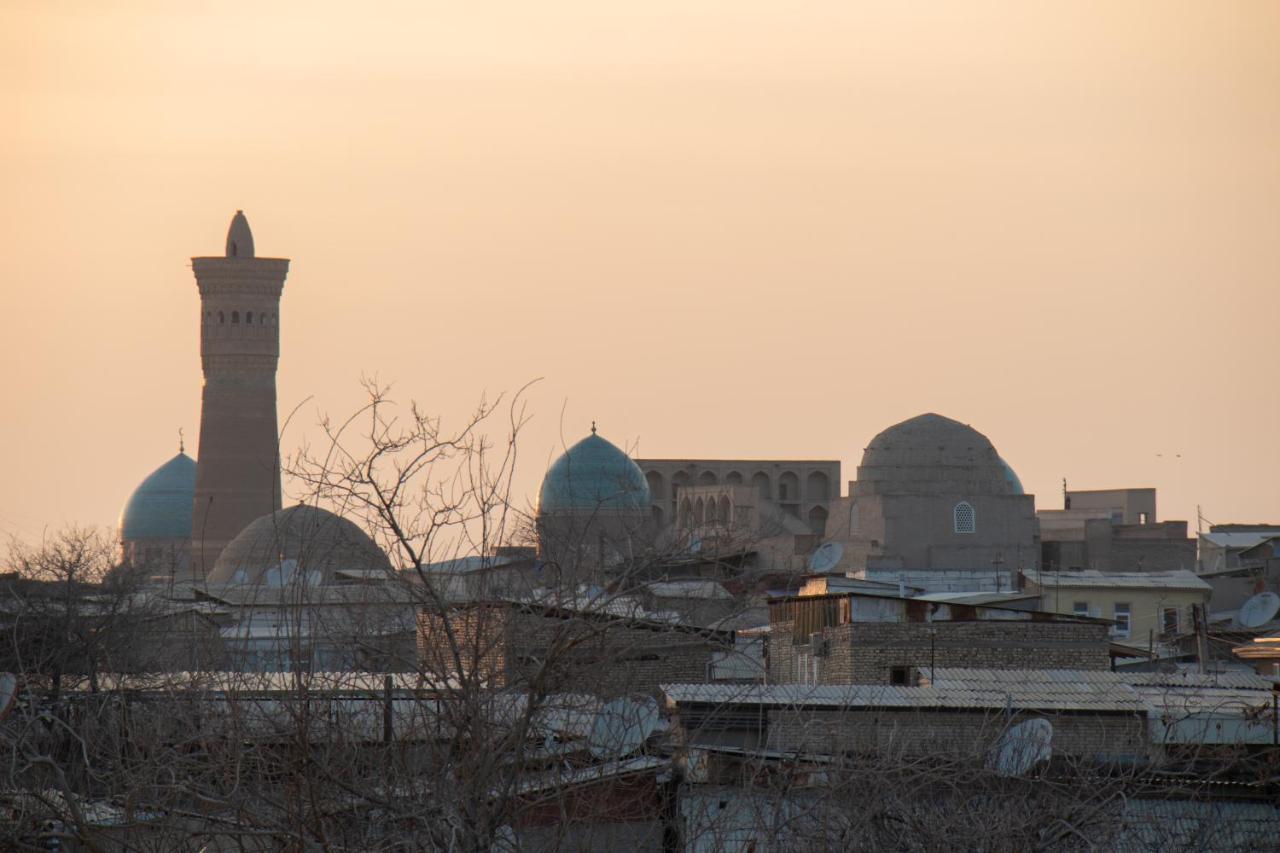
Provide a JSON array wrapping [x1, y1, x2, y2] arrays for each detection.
[[119, 452, 196, 541], [998, 456, 1025, 495], [538, 432, 650, 514]]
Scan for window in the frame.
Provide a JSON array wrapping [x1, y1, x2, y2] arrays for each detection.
[[1162, 607, 1180, 635], [245, 311, 253, 323], [1073, 601, 1089, 617], [953, 501, 976, 534], [231, 310, 239, 324], [1138, 512, 1149, 525], [890, 666, 913, 686], [218, 311, 225, 324], [1113, 603, 1131, 638]]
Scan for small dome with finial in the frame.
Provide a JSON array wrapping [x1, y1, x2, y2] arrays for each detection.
[[225, 210, 255, 258], [119, 450, 197, 541], [538, 429, 650, 514]]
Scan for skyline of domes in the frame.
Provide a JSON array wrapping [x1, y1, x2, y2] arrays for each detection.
[[855, 412, 1017, 497], [119, 451, 197, 542], [206, 503, 390, 586], [538, 430, 651, 515]]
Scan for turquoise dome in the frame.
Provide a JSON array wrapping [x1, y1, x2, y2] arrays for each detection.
[[119, 452, 196, 541], [538, 432, 650, 514], [998, 456, 1024, 495]]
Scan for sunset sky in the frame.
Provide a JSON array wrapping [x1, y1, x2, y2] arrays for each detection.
[[2, 1, 1278, 542]]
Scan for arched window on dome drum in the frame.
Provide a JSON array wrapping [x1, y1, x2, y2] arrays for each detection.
[[954, 501, 976, 534], [231, 311, 239, 324], [246, 311, 253, 324]]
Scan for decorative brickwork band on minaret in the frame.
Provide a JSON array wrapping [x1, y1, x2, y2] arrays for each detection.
[[189, 211, 289, 579]]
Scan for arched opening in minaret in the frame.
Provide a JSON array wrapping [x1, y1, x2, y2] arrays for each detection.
[[230, 241, 239, 257]]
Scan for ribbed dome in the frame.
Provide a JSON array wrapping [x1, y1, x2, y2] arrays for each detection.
[[119, 452, 197, 541], [538, 432, 650, 514], [855, 413, 1013, 496], [207, 504, 390, 586]]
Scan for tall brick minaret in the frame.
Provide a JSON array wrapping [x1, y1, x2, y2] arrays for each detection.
[[189, 211, 290, 579]]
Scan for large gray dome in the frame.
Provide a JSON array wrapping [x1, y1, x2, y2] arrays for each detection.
[[207, 504, 390, 586], [854, 413, 1014, 497]]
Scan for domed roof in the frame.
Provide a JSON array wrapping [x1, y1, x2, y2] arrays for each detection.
[[207, 504, 391, 586], [855, 413, 1015, 497], [119, 452, 197, 541], [538, 431, 650, 514], [998, 456, 1025, 495]]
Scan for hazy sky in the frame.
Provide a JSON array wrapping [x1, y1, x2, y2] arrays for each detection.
[[2, 1, 1278, 543]]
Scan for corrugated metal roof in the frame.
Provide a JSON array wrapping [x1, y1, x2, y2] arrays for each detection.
[[1022, 570, 1210, 591], [661, 682, 1144, 713], [1199, 531, 1280, 549], [646, 580, 732, 600], [926, 667, 1272, 690]]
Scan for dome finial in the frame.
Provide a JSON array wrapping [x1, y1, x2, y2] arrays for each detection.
[[178, 427, 185, 454], [591, 420, 597, 435], [225, 210, 255, 259]]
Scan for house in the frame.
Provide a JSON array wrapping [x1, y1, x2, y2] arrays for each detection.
[[1021, 569, 1211, 644], [765, 590, 1111, 685]]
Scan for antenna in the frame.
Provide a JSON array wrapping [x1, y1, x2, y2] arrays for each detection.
[[808, 542, 844, 574], [1237, 592, 1280, 629], [988, 718, 1053, 776]]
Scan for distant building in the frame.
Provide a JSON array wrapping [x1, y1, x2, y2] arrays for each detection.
[[417, 598, 734, 695], [765, 589, 1110, 685], [1198, 525, 1280, 573], [1021, 569, 1210, 643], [535, 428, 653, 574], [189, 211, 291, 578], [1039, 488, 1195, 573], [822, 413, 1039, 583], [635, 458, 839, 536], [118, 449, 196, 576]]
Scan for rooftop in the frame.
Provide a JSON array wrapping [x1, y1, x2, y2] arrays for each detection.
[[1022, 569, 1210, 591]]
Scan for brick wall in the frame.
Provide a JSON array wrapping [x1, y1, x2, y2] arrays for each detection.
[[506, 610, 729, 696], [767, 707, 1149, 761], [419, 605, 731, 696], [769, 619, 1110, 684]]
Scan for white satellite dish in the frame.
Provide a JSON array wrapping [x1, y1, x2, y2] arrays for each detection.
[[1238, 592, 1280, 629], [988, 718, 1053, 777], [808, 542, 844, 573], [586, 696, 660, 759], [0, 673, 16, 722]]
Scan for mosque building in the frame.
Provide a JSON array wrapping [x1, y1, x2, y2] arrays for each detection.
[[535, 426, 653, 575], [823, 413, 1039, 589], [117, 214, 1048, 674]]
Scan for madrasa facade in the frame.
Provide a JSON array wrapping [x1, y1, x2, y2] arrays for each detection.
[[117, 213, 1041, 668]]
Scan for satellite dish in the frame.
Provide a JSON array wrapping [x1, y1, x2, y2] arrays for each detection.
[[808, 542, 844, 573], [687, 535, 702, 555], [0, 673, 16, 722], [988, 718, 1053, 777], [1238, 592, 1280, 628], [586, 696, 660, 759]]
